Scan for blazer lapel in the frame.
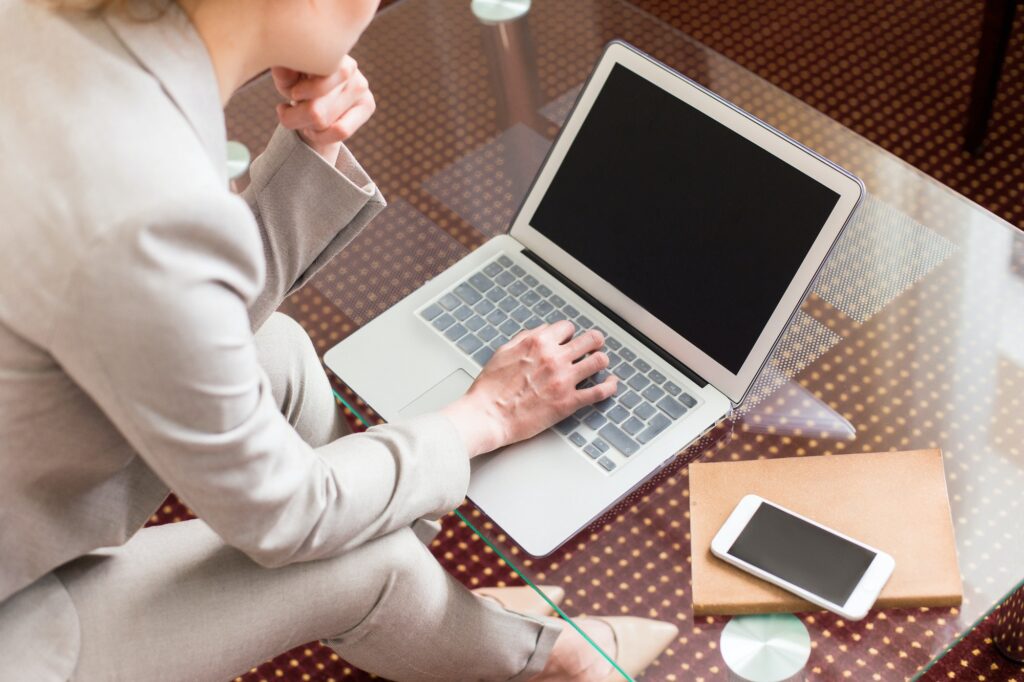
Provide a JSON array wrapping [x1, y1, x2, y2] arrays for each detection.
[[105, 4, 227, 183]]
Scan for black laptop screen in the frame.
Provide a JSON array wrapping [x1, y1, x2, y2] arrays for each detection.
[[529, 64, 841, 374]]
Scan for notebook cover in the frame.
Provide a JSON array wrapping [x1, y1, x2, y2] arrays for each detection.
[[689, 449, 963, 615]]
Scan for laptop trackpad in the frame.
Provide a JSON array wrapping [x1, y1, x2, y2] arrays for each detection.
[[398, 369, 474, 418]]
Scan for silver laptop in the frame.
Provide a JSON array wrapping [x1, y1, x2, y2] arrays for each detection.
[[324, 41, 864, 557]]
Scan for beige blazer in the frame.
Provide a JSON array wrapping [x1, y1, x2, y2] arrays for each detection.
[[0, 2, 469, 676]]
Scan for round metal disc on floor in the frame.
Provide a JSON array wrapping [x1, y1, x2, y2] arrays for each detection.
[[470, 0, 531, 24], [720, 614, 811, 682]]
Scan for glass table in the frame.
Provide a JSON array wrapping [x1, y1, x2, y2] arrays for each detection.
[[225, 0, 1024, 679]]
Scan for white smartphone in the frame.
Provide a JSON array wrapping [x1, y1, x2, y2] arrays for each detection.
[[710, 494, 895, 620]]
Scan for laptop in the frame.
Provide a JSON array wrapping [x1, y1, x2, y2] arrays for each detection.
[[324, 41, 864, 557]]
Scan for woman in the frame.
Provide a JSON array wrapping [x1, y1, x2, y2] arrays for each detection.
[[0, 0, 679, 679]]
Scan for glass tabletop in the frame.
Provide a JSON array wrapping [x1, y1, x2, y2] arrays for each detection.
[[225, 0, 1024, 679]]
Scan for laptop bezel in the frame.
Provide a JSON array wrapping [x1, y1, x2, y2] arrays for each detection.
[[509, 40, 864, 405]]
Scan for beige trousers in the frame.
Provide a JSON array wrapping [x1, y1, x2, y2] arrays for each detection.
[[51, 313, 561, 681]]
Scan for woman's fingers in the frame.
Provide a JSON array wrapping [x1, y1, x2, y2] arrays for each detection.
[[289, 57, 358, 100], [576, 376, 618, 405], [277, 72, 370, 132], [563, 329, 604, 360], [542, 320, 576, 345], [271, 67, 301, 98], [570, 350, 609, 384]]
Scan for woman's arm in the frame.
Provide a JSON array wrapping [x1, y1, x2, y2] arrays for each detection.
[[49, 195, 467, 568]]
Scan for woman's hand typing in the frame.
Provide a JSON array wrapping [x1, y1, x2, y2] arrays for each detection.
[[441, 321, 618, 457]]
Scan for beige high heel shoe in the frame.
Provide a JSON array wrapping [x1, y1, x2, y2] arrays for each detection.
[[473, 585, 567, 617], [582, 616, 679, 681]]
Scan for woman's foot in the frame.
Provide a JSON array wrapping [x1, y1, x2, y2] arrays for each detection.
[[473, 585, 566, 617], [530, 617, 678, 681]]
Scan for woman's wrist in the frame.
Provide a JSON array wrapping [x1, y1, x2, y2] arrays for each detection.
[[440, 393, 507, 458]]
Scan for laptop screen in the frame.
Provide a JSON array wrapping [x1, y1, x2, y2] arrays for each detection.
[[529, 64, 841, 374]]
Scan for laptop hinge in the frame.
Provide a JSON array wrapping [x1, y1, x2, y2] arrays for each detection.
[[521, 249, 709, 388]]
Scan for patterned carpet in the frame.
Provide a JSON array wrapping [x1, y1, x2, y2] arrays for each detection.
[[141, 0, 1024, 680]]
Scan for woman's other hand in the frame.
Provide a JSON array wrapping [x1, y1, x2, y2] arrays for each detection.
[[441, 321, 618, 457], [272, 55, 375, 166]]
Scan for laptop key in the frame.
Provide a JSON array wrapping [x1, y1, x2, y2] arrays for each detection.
[[454, 283, 481, 305], [597, 456, 617, 471], [432, 312, 455, 331], [573, 405, 593, 420], [536, 284, 552, 297], [420, 303, 443, 321], [524, 274, 539, 287], [469, 273, 494, 292], [568, 432, 587, 448], [486, 287, 506, 303], [619, 347, 637, 362], [465, 315, 486, 332], [627, 374, 651, 391], [605, 337, 622, 351], [637, 413, 672, 444], [483, 261, 503, 277], [524, 317, 544, 330], [508, 281, 528, 297], [598, 423, 639, 457], [584, 411, 607, 429], [544, 310, 565, 324], [563, 304, 579, 317], [497, 255, 513, 267], [622, 416, 644, 436], [478, 326, 498, 342], [510, 264, 526, 277], [489, 335, 509, 350], [510, 306, 531, 323], [498, 297, 518, 313], [657, 395, 687, 420], [613, 364, 636, 380], [534, 300, 554, 316], [606, 351, 621, 368], [550, 295, 566, 307], [634, 358, 651, 373], [634, 402, 656, 420], [498, 319, 520, 337], [453, 305, 473, 321], [680, 393, 698, 408], [642, 385, 665, 403], [485, 309, 506, 325], [473, 346, 495, 366], [577, 315, 593, 329], [664, 381, 681, 396], [607, 405, 630, 423], [444, 323, 468, 342], [583, 443, 603, 459], [521, 290, 541, 307], [648, 369, 666, 385], [457, 334, 483, 354], [594, 397, 615, 413], [620, 391, 641, 409], [474, 299, 495, 315], [438, 293, 461, 310], [495, 271, 515, 287], [554, 416, 579, 435]]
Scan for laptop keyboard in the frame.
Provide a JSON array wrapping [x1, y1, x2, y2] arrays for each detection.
[[418, 253, 700, 474]]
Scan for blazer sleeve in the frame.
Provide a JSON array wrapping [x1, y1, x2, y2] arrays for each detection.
[[48, 193, 469, 568], [242, 125, 386, 328]]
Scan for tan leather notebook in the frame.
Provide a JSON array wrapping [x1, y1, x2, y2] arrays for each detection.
[[689, 449, 962, 615]]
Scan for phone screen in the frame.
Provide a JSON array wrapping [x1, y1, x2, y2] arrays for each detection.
[[727, 501, 877, 605]]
